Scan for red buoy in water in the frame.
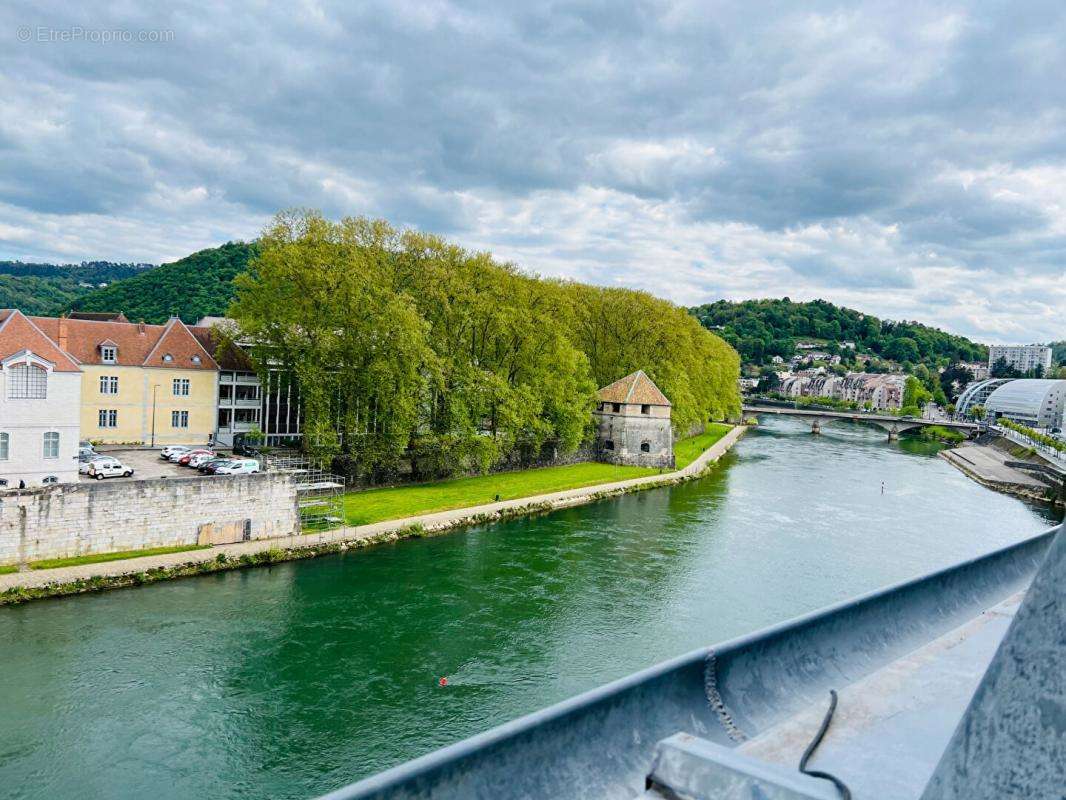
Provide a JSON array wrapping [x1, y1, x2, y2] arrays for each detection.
[[439, 677, 448, 687]]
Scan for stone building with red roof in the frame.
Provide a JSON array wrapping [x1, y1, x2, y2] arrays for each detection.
[[0, 310, 83, 485], [594, 370, 674, 468], [27, 314, 219, 446]]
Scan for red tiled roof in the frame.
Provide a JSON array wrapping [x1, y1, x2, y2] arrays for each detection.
[[596, 370, 671, 406], [0, 310, 81, 372], [28, 315, 218, 370], [189, 326, 256, 371]]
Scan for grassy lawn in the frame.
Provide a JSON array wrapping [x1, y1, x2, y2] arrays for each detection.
[[0, 565, 17, 575], [29, 544, 210, 571], [674, 422, 733, 469], [343, 423, 736, 526]]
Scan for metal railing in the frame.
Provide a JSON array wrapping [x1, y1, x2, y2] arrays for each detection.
[[993, 425, 1066, 468]]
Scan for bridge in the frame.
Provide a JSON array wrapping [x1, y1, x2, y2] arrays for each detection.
[[742, 404, 980, 440]]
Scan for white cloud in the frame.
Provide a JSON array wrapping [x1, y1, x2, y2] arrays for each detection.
[[0, 0, 1064, 343]]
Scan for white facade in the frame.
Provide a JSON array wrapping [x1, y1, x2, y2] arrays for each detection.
[[988, 345, 1053, 374], [0, 351, 82, 487]]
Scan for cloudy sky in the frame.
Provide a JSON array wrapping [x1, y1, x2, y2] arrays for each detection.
[[1, 1, 1064, 343]]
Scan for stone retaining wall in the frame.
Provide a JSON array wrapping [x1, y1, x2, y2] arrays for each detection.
[[0, 473, 298, 566]]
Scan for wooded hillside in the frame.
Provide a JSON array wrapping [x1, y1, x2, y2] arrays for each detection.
[[71, 243, 256, 323], [0, 261, 150, 315], [692, 298, 987, 369]]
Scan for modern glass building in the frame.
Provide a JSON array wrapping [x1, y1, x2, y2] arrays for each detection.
[[983, 379, 1066, 429], [955, 378, 1012, 418]]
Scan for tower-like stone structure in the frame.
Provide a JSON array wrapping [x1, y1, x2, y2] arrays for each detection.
[[594, 370, 674, 468]]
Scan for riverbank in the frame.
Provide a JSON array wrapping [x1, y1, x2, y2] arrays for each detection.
[[343, 423, 732, 525], [940, 438, 1065, 509], [0, 425, 747, 605]]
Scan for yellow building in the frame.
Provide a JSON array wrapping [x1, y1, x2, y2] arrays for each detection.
[[30, 314, 219, 446]]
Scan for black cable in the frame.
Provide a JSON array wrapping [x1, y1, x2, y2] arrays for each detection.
[[798, 689, 852, 800]]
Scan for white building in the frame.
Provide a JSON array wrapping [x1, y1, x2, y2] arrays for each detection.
[[988, 345, 1053, 374], [0, 310, 83, 487], [984, 379, 1066, 430]]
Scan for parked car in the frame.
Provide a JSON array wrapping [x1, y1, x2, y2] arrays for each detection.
[[160, 445, 190, 460], [78, 454, 108, 474], [178, 449, 215, 466], [198, 458, 232, 474], [213, 459, 260, 475], [187, 451, 221, 469], [87, 457, 134, 480]]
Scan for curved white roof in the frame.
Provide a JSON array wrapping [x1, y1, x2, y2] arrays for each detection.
[[985, 379, 1066, 427], [956, 378, 1010, 416]]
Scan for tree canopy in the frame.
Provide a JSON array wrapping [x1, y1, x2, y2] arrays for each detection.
[[230, 211, 740, 480]]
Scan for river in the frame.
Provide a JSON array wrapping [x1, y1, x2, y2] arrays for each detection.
[[0, 416, 1059, 799]]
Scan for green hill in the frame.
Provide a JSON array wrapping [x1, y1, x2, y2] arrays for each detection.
[[71, 242, 257, 323], [0, 261, 150, 315], [691, 298, 987, 370]]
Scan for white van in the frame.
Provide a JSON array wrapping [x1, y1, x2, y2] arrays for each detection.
[[213, 459, 260, 475], [87, 457, 134, 480]]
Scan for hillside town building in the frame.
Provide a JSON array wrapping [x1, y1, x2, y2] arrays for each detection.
[[779, 370, 906, 411], [594, 371, 674, 468], [0, 310, 82, 486], [988, 344, 1053, 375]]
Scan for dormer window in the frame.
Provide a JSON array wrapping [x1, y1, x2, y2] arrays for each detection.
[[163, 354, 173, 363], [101, 346, 117, 364], [191, 355, 201, 365]]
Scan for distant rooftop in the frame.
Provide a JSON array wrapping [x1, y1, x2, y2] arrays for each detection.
[[66, 311, 129, 322]]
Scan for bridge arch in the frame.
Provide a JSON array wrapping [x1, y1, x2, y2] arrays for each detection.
[[742, 404, 976, 441]]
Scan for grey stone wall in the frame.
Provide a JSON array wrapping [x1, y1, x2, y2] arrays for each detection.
[[0, 473, 298, 566], [594, 409, 674, 469]]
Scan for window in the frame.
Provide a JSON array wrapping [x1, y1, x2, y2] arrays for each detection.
[[43, 431, 59, 459], [98, 409, 118, 428], [172, 410, 189, 428], [191, 355, 201, 365], [641, 404, 651, 415], [7, 363, 47, 399], [640, 441, 651, 453], [163, 354, 174, 363], [42, 475, 59, 485], [0, 432, 8, 460], [604, 439, 615, 450], [101, 346, 117, 363], [612, 403, 621, 413], [100, 375, 119, 395], [173, 378, 190, 396]]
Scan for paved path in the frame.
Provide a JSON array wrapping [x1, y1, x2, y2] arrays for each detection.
[[941, 442, 1046, 489], [1, 426, 747, 592]]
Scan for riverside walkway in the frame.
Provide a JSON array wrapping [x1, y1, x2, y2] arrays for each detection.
[[0, 425, 747, 595]]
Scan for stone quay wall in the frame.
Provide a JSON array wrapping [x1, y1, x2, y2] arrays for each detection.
[[0, 473, 298, 566]]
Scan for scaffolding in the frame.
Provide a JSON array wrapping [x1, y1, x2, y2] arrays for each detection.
[[266, 454, 345, 531]]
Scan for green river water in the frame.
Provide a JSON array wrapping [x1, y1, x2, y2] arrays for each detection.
[[0, 416, 1060, 799]]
